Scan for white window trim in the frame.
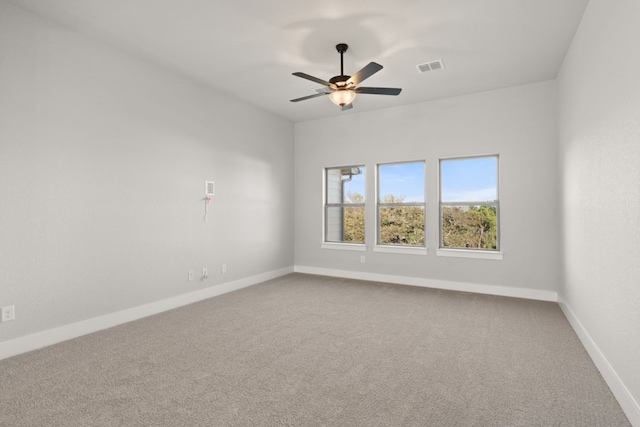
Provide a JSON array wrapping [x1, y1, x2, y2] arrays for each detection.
[[437, 248, 503, 260], [376, 160, 427, 250], [374, 245, 427, 255], [438, 154, 500, 254], [321, 242, 366, 251], [323, 165, 366, 245]]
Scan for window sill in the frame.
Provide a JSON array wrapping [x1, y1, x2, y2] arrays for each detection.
[[321, 242, 366, 252], [436, 248, 503, 260], [373, 245, 427, 255]]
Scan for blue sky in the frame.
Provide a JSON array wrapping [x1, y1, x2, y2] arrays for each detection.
[[441, 157, 498, 202], [343, 157, 497, 203], [379, 162, 425, 202], [343, 169, 366, 200]]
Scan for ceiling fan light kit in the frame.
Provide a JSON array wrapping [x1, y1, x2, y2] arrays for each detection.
[[329, 89, 356, 107], [291, 43, 401, 111]]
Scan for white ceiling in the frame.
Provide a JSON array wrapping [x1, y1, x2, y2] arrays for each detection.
[[10, 0, 590, 123]]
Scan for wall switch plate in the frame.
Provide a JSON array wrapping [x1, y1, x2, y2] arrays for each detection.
[[360, 256, 366, 263], [202, 268, 208, 279], [205, 181, 215, 196], [221, 264, 227, 274], [188, 271, 195, 281], [1, 306, 15, 322]]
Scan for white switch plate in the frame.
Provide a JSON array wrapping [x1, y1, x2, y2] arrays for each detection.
[[1, 306, 15, 322], [205, 181, 215, 196]]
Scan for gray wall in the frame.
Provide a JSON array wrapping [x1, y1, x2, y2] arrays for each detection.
[[294, 81, 559, 294], [558, 0, 640, 418], [2, 0, 637, 419], [0, 1, 294, 342]]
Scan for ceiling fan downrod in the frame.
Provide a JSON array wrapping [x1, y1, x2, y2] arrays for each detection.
[[336, 43, 348, 77]]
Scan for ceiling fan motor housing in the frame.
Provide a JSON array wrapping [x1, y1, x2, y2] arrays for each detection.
[[329, 75, 352, 87]]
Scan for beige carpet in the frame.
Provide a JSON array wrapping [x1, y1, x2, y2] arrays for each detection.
[[0, 273, 630, 426]]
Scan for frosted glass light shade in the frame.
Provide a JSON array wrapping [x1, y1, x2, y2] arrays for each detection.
[[329, 89, 356, 106]]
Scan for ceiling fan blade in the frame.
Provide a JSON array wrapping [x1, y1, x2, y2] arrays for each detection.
[[292, 72, 336, 89], [341, 103, 353, 111], [346, 62, 383, 86], [290, 92, 328, 103], [355, 87, 402, 96]]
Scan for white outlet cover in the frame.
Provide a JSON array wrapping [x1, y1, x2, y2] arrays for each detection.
[[1, 306, 15, 322]]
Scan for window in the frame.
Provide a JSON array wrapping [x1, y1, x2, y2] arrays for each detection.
[[324, 166, 365, 244], [439, 156, 499, 251], [377, 161, 426, 247]]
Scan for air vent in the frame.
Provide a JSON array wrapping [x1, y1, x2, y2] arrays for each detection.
[[417, 59, 444, 73]]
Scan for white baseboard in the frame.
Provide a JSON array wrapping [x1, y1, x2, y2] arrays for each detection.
[[558, 296, 640, 426], [0, 266, 294, 361], [294, 265, 558, 302]]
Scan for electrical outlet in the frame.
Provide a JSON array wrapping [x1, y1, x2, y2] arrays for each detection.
[[1, 306, 15, 322], [202, 268, 208, 279], [360, 255, 366, 263], [221, 264, 227, 274], [188, 271, 195, 281]]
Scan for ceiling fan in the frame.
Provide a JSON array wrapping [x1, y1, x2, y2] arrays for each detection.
[[290, 43, 402, 111]]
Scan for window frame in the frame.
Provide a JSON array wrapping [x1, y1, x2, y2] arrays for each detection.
[[323, 165, 366, 247], [438, 155, 501, 258], [375, 160, 427, 254]]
